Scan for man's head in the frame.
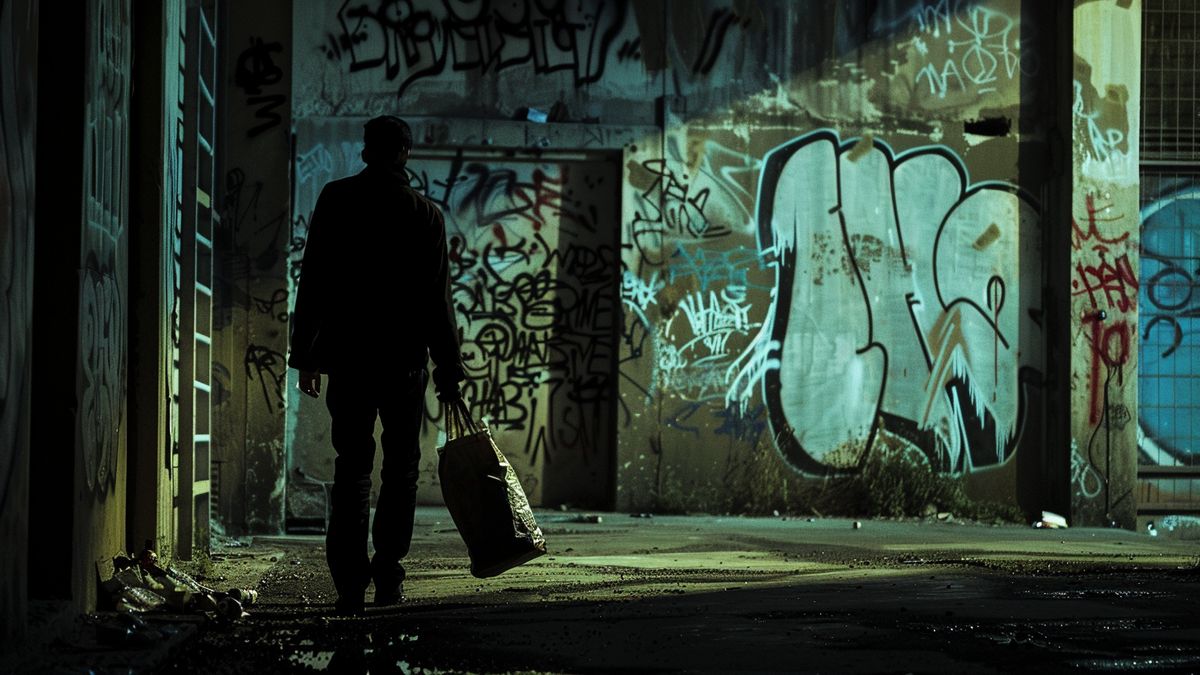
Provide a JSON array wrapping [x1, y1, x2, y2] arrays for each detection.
[[362, 115, 412, 168]]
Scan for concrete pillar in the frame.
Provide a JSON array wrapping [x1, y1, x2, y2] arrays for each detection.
[[1069, 0, 1142, 528], [216, 0, 292, 534], [0, 0, 39, 643]]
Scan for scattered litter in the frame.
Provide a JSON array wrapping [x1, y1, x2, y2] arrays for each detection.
[[95, 612, 163, 646], [1146, 521, 1158, 537], [853, 521, 862, 530], [937, 512, 953, 522], [226, 588, 259, 604], [1033, 511, 1069, 529], [99, 542, 259, 622], [547, 514, 603, 524], [216, 597, 249, 621], [629, 513, 653, 519], [114, 586, 167, 614], [526, 107, 549, 123]]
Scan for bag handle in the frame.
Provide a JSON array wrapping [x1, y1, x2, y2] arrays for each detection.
[[445, 399, 480, 441]]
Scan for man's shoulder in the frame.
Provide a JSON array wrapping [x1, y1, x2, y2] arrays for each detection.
[[408, 188, 442, 218], [320, 175, 358, 198]]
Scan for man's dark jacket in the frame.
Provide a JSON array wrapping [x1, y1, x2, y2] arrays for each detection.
[[288, 164, 465, 391]]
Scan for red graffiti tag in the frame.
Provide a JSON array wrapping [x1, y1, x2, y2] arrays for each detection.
[[1072, 193, 1130, 251], [1073, 252, 1138, 312], [1083, 314, 1130, 425]]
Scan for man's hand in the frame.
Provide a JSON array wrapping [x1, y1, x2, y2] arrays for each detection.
[[299, 370, 321, 398]]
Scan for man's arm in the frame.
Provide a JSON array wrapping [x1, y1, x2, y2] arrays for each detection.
[[288, 185, 331, 391], [425, 205, 467, 401]]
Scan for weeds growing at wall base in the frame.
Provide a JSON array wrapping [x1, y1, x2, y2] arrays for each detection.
[[652, 440, 1023, 523]]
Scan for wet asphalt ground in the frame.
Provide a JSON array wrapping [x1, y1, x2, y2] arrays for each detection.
[[151, 508, 1200, 674]]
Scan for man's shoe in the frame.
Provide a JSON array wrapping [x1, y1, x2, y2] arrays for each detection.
[[333, 595, 365, 616], [374, 581, 404, 607]]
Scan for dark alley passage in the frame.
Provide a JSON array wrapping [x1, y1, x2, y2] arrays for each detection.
[[3, 0, 1200, 671]]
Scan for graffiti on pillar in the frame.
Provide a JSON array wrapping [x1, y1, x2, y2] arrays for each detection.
[[1070, 438, 1104, 500], [1073, 80, 1127, 165], [1138, 181, 1200, 471], [216, 167, 290, 330], [235, 36, 288, 138], [79, 0, 131, 495], [79, 269, 126, 491], [1072, 193, 1138, 426], [319, 0, 630, 98], [742, 130, 1043, 475], [245, 344, 287, 413]]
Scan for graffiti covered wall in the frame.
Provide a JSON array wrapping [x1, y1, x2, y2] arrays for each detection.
[[293, 0, 654, 123], [287, 0, 1056, 516], [72, 0, 132, 609], [288, 119, 622, 512], [612, 0, 1049, 513]]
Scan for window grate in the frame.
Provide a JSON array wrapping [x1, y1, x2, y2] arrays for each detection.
[[1141, 0, 1200, 161], [1136, 171, 1200, 514]]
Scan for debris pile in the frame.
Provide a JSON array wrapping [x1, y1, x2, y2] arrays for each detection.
[[100, 542, 258, 622]]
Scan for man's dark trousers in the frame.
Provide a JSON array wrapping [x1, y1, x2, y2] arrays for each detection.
[[325, 367, 427, 600]]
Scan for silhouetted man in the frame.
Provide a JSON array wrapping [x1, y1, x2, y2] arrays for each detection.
[[288, 115, 465, 614]]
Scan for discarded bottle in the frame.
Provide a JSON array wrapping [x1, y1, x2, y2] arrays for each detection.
[[225, 588, 258, 605], [137, 540, 159, 569], [216, 596, 248, 620]]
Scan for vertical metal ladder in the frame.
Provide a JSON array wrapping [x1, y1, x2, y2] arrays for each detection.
[[178, 1, 217, 559]]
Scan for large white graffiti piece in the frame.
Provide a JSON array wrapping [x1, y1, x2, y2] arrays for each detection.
[[745, 131, 1042, 475]]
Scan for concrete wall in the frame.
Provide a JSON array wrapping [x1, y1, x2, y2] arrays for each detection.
[[71, 0, 133, 610], [287, 117, 641, 514], [214, 0, 293, 534], [1069, 0, 1141, 527], [613, 0, 1051, 514], [281, 0, 1101, 519], [0, 0, 38, 642]]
